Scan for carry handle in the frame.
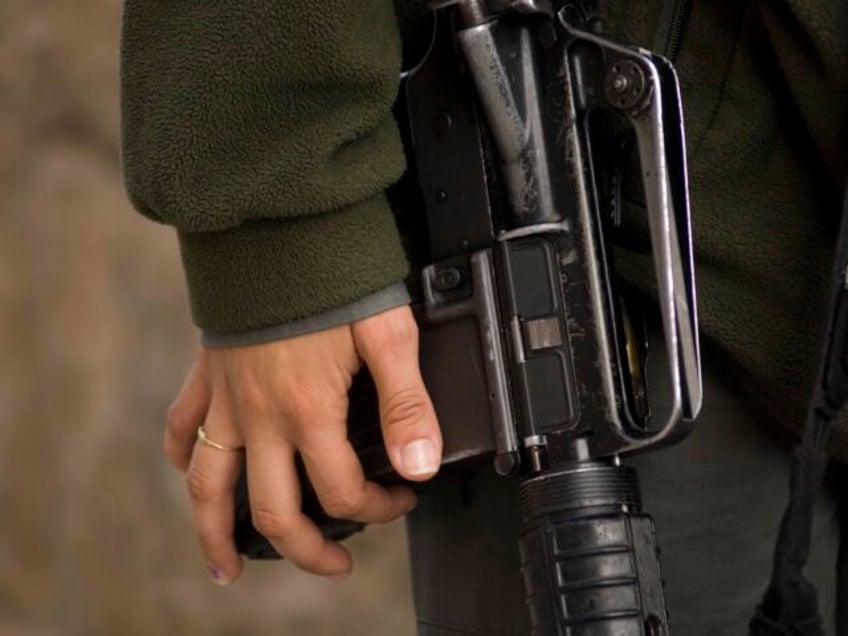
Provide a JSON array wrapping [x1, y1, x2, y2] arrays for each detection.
[[565, 24, 702, 451]]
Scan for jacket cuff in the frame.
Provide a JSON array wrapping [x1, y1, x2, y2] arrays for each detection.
[[177, 193, 409, 334], [200, 283, 410, 347]]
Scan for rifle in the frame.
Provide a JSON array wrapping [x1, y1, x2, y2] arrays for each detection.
[[237, 1, 702, 633]]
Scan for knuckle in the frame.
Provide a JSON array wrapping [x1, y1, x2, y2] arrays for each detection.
[[251, 507, 294, 540], [165, 401, 189, 435], [321, 489, 366, 520], [382, 387, 432, 429], [359, 312, 418, 361], [185, 466, 217, 504], [231, 376, 267, 415], [279, 380, 323, 425], [282, 387, 313, 421], [378, 314, 418, 352]]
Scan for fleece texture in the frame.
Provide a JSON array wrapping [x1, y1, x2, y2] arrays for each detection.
[[121, 1, 409, 331], [604, 0, 848, 456], [121, 1, 848, 455]]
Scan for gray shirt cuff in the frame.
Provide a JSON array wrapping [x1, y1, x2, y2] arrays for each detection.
[[200, 283, 411, 347]]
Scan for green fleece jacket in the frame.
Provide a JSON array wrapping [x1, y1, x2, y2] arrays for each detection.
[[120, 1, 848, 456]]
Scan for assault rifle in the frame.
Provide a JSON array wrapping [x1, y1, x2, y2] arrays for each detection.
[[237, 1, 702, 633]]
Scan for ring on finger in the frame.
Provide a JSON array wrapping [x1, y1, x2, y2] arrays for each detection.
[[197, 425, 245, 452]]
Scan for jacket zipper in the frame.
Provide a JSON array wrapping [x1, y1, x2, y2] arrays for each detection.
[[663, 0, 691, 61]]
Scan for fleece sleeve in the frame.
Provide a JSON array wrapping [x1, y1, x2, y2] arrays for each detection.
[[120, 1, 410, 335]]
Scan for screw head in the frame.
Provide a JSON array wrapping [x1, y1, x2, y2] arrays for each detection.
[[433, 267, 462, 291], [611, 76, 628, 93], [604, 60, 648, 112]]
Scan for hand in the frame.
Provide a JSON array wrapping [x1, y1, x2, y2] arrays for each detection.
[[163, 305, 442, 583]]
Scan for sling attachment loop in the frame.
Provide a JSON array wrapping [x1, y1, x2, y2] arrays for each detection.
[[750, 190, 848, 636]]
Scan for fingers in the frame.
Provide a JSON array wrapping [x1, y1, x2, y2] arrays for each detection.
[[174, 317, 431, 584], [185, 392, 245, 584], [244, 424, 353, 577], [242, 387, 415, 577], [352, 306, 443, 481], [165, 354, 211, 472], [297, 419, 417, 525]]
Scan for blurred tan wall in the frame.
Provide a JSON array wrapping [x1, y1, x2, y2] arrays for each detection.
[[0, 2, 413, 634]]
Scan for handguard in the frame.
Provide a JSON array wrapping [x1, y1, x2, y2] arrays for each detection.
[[236, 2, 701, 633]]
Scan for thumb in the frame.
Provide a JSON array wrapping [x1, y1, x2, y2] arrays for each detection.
[[352, 306, 442, 482]]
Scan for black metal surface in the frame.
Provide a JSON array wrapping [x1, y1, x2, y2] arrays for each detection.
[[405, 11, 494, 263], [496, 235, 580, 439], [237, 9, 700, 636], [604, 60, 648, 112], [519, 462, 667, 635]]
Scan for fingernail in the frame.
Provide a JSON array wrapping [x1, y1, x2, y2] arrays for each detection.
[[207, 563, 230, 586], [400, 438, 439, 477], [330, 572, 350, 582]]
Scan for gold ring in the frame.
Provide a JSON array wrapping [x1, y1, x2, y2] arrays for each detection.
[[197, 425, 244, 452]]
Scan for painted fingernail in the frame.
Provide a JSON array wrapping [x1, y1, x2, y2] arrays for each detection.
[[400, 438, 439, 477], [207, 563, 230, 586]]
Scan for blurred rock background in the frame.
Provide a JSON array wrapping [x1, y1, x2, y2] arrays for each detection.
[[0, 1, 413, 634]]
